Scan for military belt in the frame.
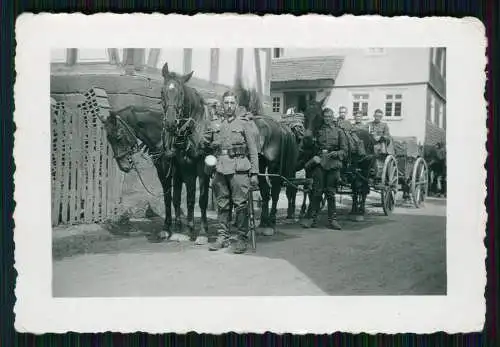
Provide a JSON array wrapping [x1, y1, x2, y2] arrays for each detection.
[[219, 146, 248, 158]]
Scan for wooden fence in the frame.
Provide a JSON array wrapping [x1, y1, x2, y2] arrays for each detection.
[[51, 87, 124, 226]]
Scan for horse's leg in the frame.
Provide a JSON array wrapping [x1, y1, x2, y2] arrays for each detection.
[[299, 190, 308, 219], [258, 157, 270, 229], [299, 168, 311, 219], [350, 180, 358, 216], [286, 183, 297, 219], [360, 179, 370, 216], [268, 171, 282, 234], [172, 169, 183, 233], [185, 171, 197, 241], [151, 162, 172, 242], [197, 162, 210, 244]]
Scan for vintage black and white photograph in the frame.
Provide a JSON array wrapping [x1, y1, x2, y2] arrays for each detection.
[[50, 47, 448, 297], [14, 14, 486, 334]]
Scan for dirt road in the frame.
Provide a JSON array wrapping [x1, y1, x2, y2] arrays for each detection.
[[53, 197, 446, 297]]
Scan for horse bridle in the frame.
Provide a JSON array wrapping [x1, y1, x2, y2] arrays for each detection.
[[113, 116, 141, 162], [111, 115, 171, 197], [161, 97, 197, 151]]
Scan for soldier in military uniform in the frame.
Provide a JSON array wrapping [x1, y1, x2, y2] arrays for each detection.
[[352, 110, 367, 131], [322, 108, 335, 126], [367, 109, 391, 154], [302, 108, 348, 230], [337, 106, 353, 131], [206, 91, 260, 254], [367, 109, 391, 176]]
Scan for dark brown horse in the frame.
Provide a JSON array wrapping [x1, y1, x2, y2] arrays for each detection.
[[101, 105, 175, 242], [424, 142, 446, 196], [159, 63, 212, 242], [300, 98, 377, 218]]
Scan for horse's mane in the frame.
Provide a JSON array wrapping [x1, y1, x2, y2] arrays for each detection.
[[161, 68, 210, 154], [182, 84, 210, 152], [233, 79, 264, 116]]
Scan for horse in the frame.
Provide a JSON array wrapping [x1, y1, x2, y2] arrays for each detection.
[[233, 82, 300, 235], [159, 62, 212, 243], [300, 97, 377, 219], [424, 142, 446, 196], [101, 105, 176, 242]]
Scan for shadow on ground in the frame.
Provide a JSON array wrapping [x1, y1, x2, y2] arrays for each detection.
[[53, 198, 446, 296]]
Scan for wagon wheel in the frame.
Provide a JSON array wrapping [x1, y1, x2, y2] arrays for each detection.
[[411, 157, 429, 208], [380, 155, 398, 216]]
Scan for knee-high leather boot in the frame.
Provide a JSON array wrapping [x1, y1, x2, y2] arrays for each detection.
[[327, 196, 342, 230], [309, 195, 323, 228]]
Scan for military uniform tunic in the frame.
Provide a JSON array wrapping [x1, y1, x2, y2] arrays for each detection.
[[367, 121, 390, 138], [210, 113, 259, 240], [367, 120, 391, 155], [352, 122, 368, 131], [310, 122, 348, 200], [336, 118, 353, 132]]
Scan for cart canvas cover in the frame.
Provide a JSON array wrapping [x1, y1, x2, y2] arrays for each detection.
[[392, 136, 421, 158]]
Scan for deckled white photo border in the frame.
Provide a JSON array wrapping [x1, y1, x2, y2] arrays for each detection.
[[14, 13, 487, 334]]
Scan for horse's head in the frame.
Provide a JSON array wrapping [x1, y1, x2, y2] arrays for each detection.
[[303, 96, 327, 141], [103, 111, 138, 173], [160, 62, 194, 131]]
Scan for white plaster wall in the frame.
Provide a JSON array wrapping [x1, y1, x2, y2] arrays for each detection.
[[281, 48, 431, 86], [326, 83, 427, 143]]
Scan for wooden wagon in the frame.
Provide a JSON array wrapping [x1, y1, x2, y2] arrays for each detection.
[[375, 136, 429, 215]]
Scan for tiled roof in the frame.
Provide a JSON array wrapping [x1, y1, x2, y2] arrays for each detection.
[[271, 56, 344, 82]]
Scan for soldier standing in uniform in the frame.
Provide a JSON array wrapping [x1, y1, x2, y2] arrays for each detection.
[[207, 91, 259, 254], [352, 110, 367, 131], [302, 107, 348, 230], [367, 109, 391, 175], [337, 106, 353, 131], [367, 109, 391, 153]]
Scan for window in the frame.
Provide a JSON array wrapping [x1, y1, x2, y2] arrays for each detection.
[[272, 96, 282, 113], [352, 93, 370, 118], [429, 95, 436, 123], [384, 94, 403, 118], [432, 48, 437, 65], [438, 103, 444, 128], [366, 48, 386, 55], [273, 48, 284, 59]]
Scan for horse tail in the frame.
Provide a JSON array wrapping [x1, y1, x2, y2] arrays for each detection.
[[279, 126, 299, 179]]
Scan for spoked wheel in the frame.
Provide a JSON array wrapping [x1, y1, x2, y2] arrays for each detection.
[[411, 157, 429, 208], [381, 155, 398, 216]]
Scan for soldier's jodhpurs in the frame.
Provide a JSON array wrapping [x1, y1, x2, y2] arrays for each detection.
[[212, 172, 250, 239], [310, 166, 340, 222]]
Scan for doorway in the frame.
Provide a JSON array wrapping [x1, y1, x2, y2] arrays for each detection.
[[284, 91, 316, 113]]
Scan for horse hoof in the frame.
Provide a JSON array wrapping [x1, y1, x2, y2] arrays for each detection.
[[354, 215, 364, 222], [261, 227, 274, 236], [194, 236, 208, 245], [170, 233, 189, 242], [147, 232, 167, 243]]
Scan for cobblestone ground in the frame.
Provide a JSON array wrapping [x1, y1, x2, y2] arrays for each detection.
[[53, 195, 446, 297]]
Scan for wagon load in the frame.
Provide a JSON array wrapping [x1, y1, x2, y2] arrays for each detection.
[[393, 136, 421, 158], [280, 112, 305, 139]]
